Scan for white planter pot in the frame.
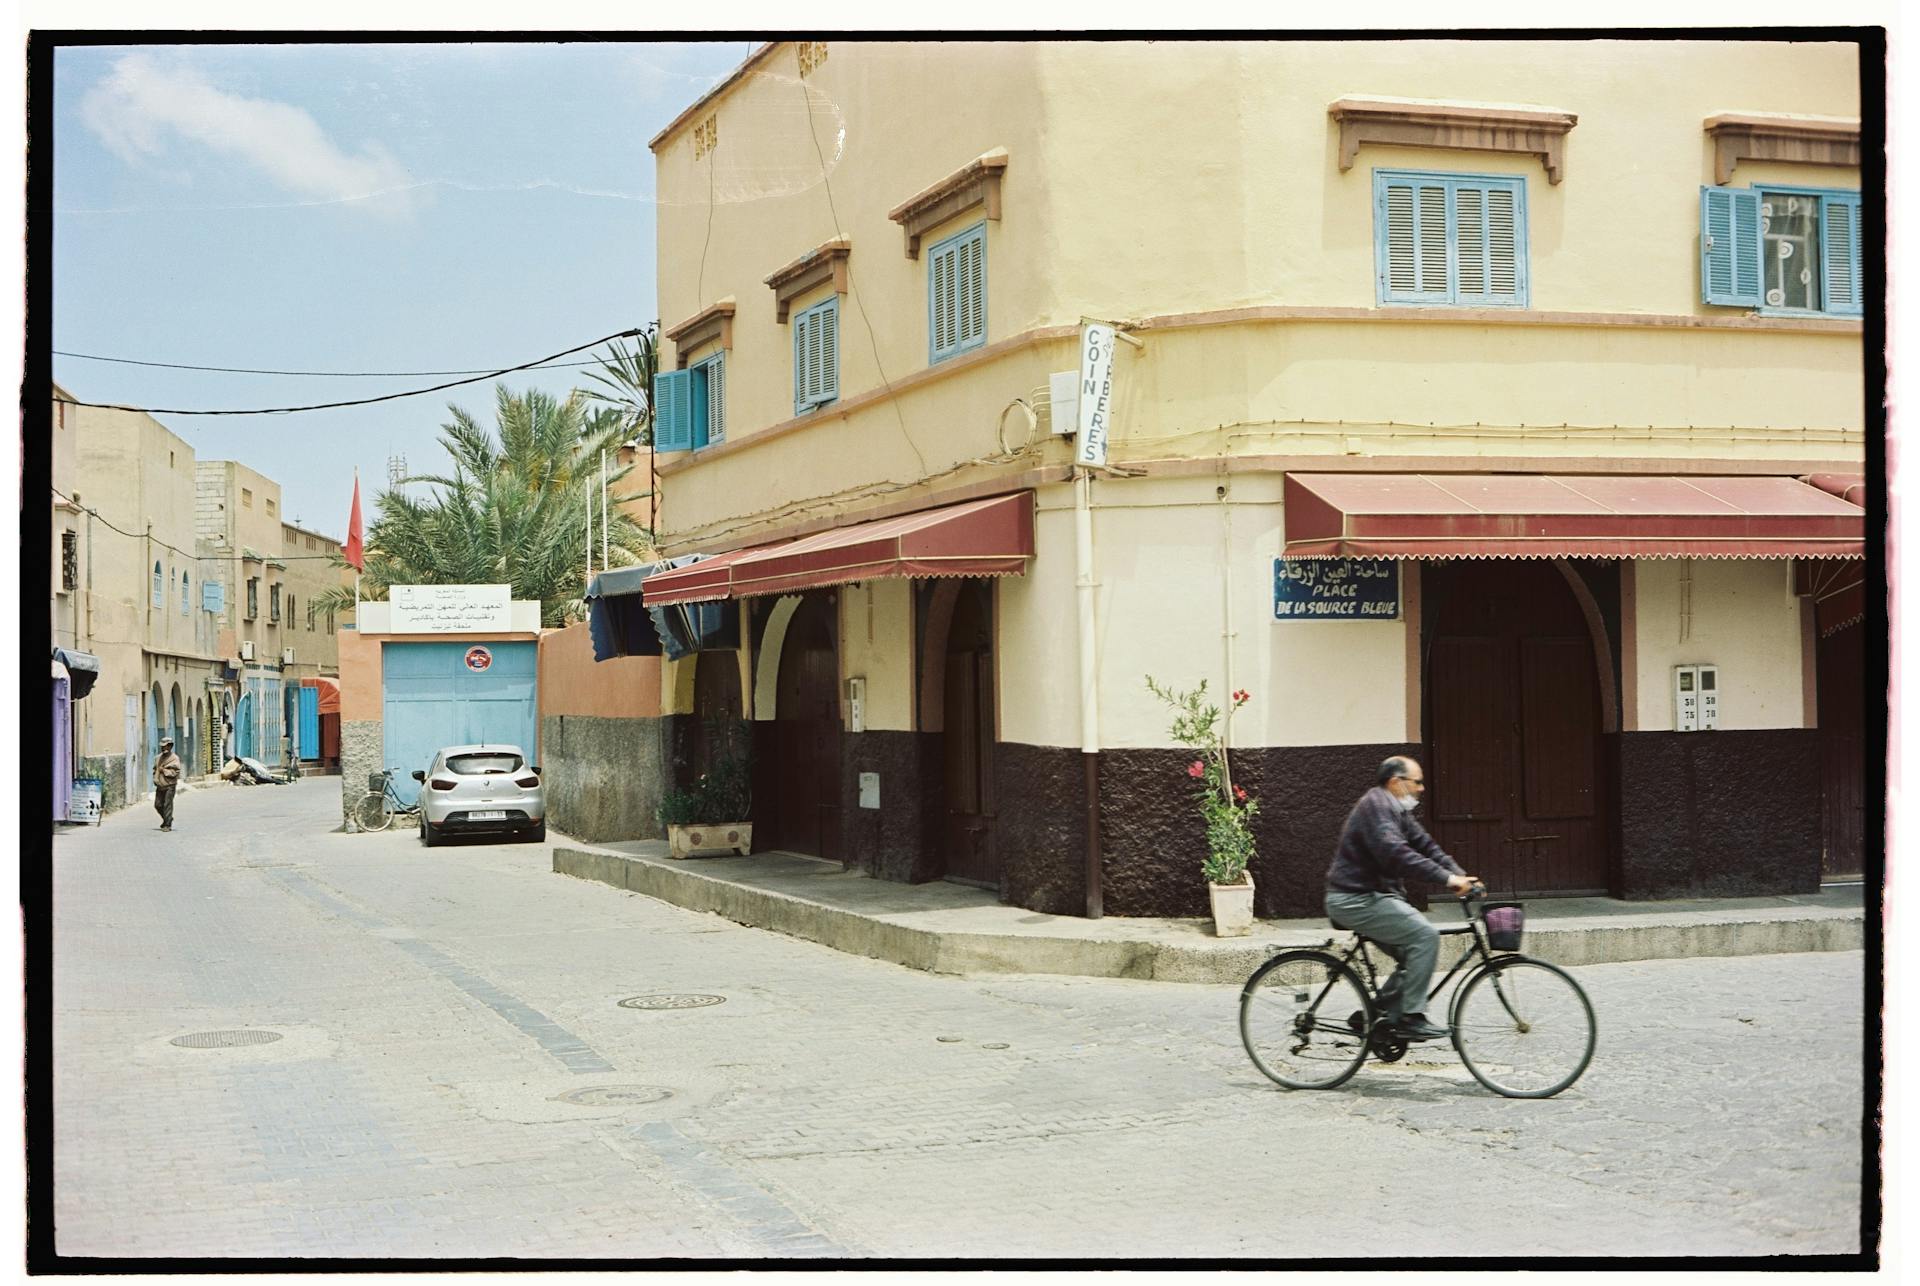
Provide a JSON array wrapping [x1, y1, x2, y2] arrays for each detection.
[[1208, 873, 1256, 937], [667, 822, 753, 859]]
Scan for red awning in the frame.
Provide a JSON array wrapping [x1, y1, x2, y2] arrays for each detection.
[[301, 675, 342, 714], [1283, 473, 1865, 559], [1806, 472, 1867, 507], [645, 492, 1035, 606], [1796, 558, 1868, 636]]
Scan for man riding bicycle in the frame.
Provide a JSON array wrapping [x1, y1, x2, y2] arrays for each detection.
[[1325, 756, 1478, 1043]]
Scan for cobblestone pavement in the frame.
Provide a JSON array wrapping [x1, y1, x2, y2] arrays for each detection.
[[52, 779, 1867, 1261]]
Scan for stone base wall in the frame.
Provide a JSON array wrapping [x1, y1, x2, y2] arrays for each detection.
[[1616, 729, 1822, 899], [540, 714, 669, 843], [339, 719, 386, 828], [839, 730, 943, 884], [77, 755, 129, 816], [1005, 741, 1408, 921]]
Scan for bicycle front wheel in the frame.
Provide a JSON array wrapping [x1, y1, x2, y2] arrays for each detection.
[[1451, 958, 1595, 1098], [357, 791, 393, 832], [1240, 950, 1373, 1091]]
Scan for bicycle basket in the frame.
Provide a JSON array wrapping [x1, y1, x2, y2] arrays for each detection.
[[368, 771, 390, 793], [1481, 902, 1525, 951]]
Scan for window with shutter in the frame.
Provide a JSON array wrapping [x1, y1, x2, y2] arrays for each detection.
[[928, 222, 988, 363], [794, 297, 839, 412], [181, 572, 190, 615], [153, 561, 163, 607], [652, 368, 694, 452], [1705, 184, 1863, 316], [1374, 170, 1525, 307]]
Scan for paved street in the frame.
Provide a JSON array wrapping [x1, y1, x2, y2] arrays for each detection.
[[52, 778, 1865, 1261]]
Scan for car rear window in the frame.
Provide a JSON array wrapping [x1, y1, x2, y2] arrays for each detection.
[[447, 752, 524, 775]]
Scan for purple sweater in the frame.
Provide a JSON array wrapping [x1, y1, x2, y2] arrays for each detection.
[[1325, 786, 1464, 895]]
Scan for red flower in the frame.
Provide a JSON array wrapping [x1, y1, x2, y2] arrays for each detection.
[[1188, 761, 1206, 779], [1234, 785, 1248, 802], [1233, 689, 1250, 705]]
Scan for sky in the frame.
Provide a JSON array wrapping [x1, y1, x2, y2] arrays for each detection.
[[50, 39, 751, 540]]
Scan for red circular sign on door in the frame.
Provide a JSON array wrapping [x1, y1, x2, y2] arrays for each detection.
[[464, 646, 493, 672]]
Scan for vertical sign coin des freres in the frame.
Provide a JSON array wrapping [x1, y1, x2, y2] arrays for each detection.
[[1075, 320, 1116, 469]]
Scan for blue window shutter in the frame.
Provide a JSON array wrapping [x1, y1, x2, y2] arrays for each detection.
[[1701, 185, 1763, 307], [202, 579, 223, 612], [1451, 178, 1526, 307], [1821, 192, 1863, 316], [794, 308, 812, 413], [959, 225, 986, 349], [1375, 173, 1453, 304], [690, 361, 710, 451], [705, 353, 726, 443], [818, 299, 838, 403], [653, 368, 693, 452], [928, 240, 953, 360]]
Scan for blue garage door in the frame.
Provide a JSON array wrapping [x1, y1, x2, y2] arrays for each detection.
[[381, 641, 537, 806]]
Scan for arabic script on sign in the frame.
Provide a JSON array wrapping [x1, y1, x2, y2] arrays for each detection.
[[390, 584, 513, 633], [1273, 559, 1399, 620]]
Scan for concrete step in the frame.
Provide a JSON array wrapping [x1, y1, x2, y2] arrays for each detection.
[[553, 843, 1867, 984]]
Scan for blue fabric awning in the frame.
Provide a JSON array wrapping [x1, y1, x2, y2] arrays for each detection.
[[587, 560, 740, 661], [53, 648, 100, 700]]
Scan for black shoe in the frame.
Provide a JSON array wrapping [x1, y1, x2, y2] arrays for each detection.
[[1393, 1016, 1450, 1042]]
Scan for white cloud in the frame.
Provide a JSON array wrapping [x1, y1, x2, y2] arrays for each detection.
[[77, 54, 415, 210]]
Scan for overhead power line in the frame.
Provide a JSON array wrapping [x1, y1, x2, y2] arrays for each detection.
[[52, 485, 343, 563], [53, 349, 604, 377], [51, 328, 644, 417]]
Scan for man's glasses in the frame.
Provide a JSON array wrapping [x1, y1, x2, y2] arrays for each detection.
[[1395, 774, 1426, 788]]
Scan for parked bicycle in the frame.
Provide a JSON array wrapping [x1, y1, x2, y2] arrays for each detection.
[[1239, 885, 1596, 1098], [354, 768, 420, 833]]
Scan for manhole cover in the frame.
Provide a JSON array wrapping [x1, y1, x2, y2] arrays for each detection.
[[170, 1029, 283, 1049], [618, 994, 725, 1010], [552, 1085, 674, 1107]]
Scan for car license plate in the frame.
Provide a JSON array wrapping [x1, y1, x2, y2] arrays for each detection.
[[470, 810, 507, 820]]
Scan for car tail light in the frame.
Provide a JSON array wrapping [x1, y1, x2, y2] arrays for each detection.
[[515, 775, 539, 788], [431, 778, 458, 791]]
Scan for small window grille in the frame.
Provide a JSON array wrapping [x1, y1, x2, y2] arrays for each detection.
[[61, 531, 77, 591]]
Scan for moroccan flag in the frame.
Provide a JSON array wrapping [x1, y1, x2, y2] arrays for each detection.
[[344, 475, 365, 571]]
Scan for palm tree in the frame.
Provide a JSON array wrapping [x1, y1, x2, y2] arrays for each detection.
[[316, 385, 656, 627], [581, 329, 658, 445]]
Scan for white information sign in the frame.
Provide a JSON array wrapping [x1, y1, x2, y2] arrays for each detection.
[[1075, 320, 1116, 469], [390, 583, 512, 634]]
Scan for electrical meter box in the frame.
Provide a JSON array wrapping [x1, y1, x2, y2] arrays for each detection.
[[1673, 664, 1719, 731], [1696, 664, 1720, 730]]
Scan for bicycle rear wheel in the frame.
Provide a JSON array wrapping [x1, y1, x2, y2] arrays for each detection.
[[357, 791, 393, 832], [1451, 958, 1595, 1098], [1240, 950, 1373, 1090]]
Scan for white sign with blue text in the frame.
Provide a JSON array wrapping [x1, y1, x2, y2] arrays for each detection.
[[1273, 558, 1400, 620]]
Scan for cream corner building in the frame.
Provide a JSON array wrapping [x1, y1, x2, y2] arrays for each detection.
[[625, 39, 1869, 918]]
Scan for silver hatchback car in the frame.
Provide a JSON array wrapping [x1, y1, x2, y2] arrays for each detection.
[[413, 744, 545, 846]]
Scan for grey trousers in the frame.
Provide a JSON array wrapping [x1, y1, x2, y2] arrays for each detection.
[[1324, 890, 1440, 1025], [154, 785, 175, 829]]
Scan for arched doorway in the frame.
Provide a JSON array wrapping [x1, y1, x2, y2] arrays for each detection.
[[770, 594, 841, 859], [1817, 620, 1864, 878], [146, 685, 162, 790], [1423, 560, 1609, 896], [939, 580, 999, 887]]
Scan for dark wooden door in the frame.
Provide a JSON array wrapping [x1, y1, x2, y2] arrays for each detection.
[[1425, 561, 1608, 896], [691, 651, 744, 781], [773, 596, 841, 859], [941, 583, 999, 887], [1817, 621, 1865, 878]]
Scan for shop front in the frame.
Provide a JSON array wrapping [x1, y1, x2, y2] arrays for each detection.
[[640, 472, 1864, 918]]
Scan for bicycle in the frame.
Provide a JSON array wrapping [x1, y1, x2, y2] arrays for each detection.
[[354, 768, 420, 833], [1239, 885, 1596, 1099]]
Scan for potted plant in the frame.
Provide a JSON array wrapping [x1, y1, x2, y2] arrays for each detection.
[[659, 749, 754, 859], [1146, 676, 1259, 936]]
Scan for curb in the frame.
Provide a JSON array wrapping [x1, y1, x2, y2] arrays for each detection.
[[553, 847, 1866, 984]]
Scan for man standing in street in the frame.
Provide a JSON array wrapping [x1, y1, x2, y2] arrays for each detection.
[[153, 737, 183, 832], [1325, 756, 1477, 1042]]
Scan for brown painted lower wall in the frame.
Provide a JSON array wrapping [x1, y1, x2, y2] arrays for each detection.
[[839, 730, 943, 884], [1615, 728, 1822, 899]]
